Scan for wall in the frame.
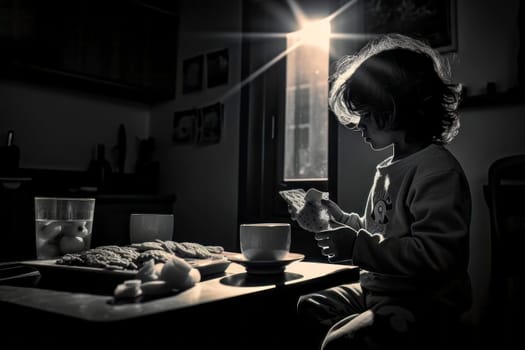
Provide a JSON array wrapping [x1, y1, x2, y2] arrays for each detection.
[[0, 0, 243, 251], [337, 0, 525, 330], [448, 104, 525, 324], [149, 0, 243, 251], [0, 81, 149, 173]]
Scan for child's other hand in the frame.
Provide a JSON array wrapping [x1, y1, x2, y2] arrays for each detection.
[[314, 228, 356, 262]]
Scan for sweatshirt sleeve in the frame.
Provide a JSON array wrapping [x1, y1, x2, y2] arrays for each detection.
[[352, 170, 471, 277]]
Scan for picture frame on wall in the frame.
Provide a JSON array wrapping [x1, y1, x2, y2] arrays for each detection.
[[172, 109, 198, 145], [206, 49, 229, 88], [182, 55, 204, 94], [363, 0, 457, 53], [197, 103, 223, 145]]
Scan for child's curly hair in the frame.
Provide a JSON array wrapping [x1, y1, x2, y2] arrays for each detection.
[[328, 33, 462, 145]]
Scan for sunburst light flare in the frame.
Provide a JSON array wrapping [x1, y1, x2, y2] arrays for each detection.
[[218, 0, 360, 102], [289, 18, 331, 50]]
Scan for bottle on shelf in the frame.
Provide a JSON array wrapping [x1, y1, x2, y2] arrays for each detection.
[[87, 144, 112, 192]]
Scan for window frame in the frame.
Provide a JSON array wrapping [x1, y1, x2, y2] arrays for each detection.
[[254, 52, 338, 221], [238, 0, 339, 225]]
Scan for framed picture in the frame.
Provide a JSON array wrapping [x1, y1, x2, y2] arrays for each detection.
[[172, 109, 198, 145], [197, 103, 223, 145], [206, 49, 229, 88], [182, 55, 204, 94], [363, 0, 457, 53]]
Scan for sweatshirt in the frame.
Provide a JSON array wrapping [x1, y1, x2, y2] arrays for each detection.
[[341, 144, 472, 311]]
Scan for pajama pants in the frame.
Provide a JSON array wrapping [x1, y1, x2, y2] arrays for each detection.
[[296, 282, 461, 350]]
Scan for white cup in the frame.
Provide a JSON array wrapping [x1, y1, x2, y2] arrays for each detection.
[[240, 223, 291, 261], [129, 213, 174, 243]]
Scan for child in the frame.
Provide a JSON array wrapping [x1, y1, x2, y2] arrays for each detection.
[[291, 33, 472, 350]]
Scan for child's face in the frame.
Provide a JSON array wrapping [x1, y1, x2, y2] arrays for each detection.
[[354, 112, 400, 151]]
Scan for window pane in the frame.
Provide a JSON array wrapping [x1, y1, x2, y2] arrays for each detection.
[[284, 25, 329, 181]]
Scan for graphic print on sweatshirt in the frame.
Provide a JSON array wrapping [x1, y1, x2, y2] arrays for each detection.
[[369, 189, 393, 234]]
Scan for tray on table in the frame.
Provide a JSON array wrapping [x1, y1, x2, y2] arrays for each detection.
[[19, 256, 231, 294]]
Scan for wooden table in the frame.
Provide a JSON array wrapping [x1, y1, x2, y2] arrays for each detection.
[[0, 259, 359, 350]]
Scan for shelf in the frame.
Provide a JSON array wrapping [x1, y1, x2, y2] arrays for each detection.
[[3, 63, 175, 105], [5, 168, 161, 196], [0, 0, 179, 105]]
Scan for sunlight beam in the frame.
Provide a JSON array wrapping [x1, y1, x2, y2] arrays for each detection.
[[330, 32, 379, 41], [219, 41, 303, 102], [286, 0, 308, 26], [326, 0, 359, 22], [215, 0, 363, 102], [194, 31, 289, 40]]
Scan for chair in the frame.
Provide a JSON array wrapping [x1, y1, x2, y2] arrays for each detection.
[[484, 154, 525, 349]]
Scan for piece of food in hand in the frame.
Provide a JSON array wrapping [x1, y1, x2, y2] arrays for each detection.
[[281, 188, 331, 232], [59, 235, 85, 254], [279, 189, 307, 214], [159, 255, 201, 290], [62, 221, 89, 238], [279, 188, 329, 214], [296, 201, 331, 232], [114, 279, 143, 299], [304, 188, 328, 202]]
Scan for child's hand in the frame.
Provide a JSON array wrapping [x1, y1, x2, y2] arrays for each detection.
[[321, 199, 347, 224], [314, 227, 356, 262]]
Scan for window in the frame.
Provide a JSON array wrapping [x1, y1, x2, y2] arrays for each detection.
[[239, 3, 337, 229], [284, 20, 330, 182]]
